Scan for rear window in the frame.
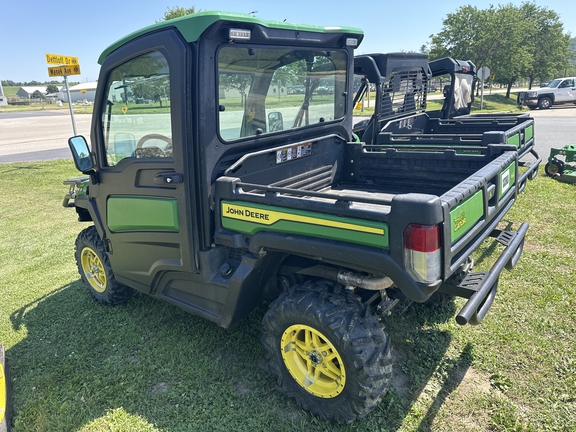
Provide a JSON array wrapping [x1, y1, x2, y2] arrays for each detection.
[[217, 47, 348, 141]]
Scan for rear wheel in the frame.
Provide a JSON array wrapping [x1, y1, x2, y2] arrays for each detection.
[[538, 97, 552, 110], [262, 281, 392, 423], [0, 345, 12, 432], [75, 226, 134, 305], [545, 159, 564, 177]]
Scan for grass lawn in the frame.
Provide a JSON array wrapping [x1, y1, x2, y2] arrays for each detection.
[[1, 158, 575, 429], [354, 92, 526, 116]]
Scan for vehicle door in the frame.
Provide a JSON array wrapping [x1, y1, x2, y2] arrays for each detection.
[[553, 78, 575, 103], [91, 30, 197, 291]]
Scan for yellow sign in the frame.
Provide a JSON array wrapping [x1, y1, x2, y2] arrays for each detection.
[[48, 65, 81, 77], [46, 53, 79, 65]]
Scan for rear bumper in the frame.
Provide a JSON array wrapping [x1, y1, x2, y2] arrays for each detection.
[[439, 222, 529, 325]]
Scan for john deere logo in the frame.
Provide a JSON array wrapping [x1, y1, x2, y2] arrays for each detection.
[[454, 212, 466, 232]]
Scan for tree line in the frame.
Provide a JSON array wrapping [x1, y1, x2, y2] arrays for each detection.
[[427, 1, 573, 96], [1, 80, 63, 87]]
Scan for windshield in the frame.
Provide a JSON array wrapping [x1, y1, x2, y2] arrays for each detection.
[[547, 79, 562, 88], [217, 47, 348, 141]]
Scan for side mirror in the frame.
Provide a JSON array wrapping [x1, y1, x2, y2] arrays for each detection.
[[68, 136, 95, 173], [268, 111, 284, 132]]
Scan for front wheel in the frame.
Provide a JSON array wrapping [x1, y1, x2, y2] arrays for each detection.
[[545, 159, 564, 177], [75, 226, 134, 305], [262, 281, 392, 423], [538, 97, 552, 110]]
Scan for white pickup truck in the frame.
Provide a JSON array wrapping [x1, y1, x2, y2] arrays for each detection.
[[519, 77, 576, 109]]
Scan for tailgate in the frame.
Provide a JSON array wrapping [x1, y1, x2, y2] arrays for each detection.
[[440, 150, 520, 278]]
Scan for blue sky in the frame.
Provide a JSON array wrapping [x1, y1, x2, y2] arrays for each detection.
[[2, 0, 574, 83]]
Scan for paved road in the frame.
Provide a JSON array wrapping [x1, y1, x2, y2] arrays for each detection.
[[0, 111, 91, 163], [0, 105, 574, 164], [527, 105, 576, 159]]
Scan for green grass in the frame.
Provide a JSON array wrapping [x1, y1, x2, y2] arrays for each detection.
[[0, 102, 93, 115], [3, 86, 19, 98], [1, 160, 575, 431], [354, 92, 526, 116]]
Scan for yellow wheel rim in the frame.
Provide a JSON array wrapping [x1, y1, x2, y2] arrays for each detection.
[[80, 247, 107, 293], [281, 324, 346, 398], [0, 363, 6, 424], [548, 164, 559, 175]]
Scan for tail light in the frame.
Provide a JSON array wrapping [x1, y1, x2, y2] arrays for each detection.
[[403, 224, 442, 284]]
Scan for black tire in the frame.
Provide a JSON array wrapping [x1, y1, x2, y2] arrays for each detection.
[[75, 226, 134, 305], [538, 97, 552, 110], [0, 345, 12, 432], [262, 281, 392, 423], [544, 159, 564, 177]]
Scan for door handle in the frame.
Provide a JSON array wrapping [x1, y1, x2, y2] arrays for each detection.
[[154, 172, 183, 184]]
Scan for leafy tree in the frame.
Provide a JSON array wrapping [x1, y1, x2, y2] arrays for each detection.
[[519, 2, 570, 89], [429, 2, 572, 97], [46, 84, 59, 94], [220, 73, 252, 106], [32, 90, 44, 99], [132, 76, 170, 107], [157, 6, 197, 22], [486, 4, 532, 98], [566, 37, 576, 75], [429, 5, 493, 67]]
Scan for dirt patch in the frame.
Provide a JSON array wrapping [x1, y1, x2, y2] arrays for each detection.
[[151, 382, 169, 395], [457, 368, 492, 397], [274, 405, 302, 423], [390, 348, 411, 399], [233, 380, 251, 395], [431, 367, 493, 431]]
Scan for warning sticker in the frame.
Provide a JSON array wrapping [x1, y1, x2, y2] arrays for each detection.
[[276, 142, 312, 164]]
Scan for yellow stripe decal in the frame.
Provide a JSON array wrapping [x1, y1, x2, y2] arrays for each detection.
[[222, 203, 385, 235]]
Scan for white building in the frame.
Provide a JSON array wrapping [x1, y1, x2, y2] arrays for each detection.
[[16, 86, 64, 100], [58, 82, 97, 103], [16, 86, 49, 99]]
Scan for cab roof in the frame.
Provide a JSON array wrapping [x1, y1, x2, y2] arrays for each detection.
[[98, 10, 364, 64]]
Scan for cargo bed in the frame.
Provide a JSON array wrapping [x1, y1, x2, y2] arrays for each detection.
[[376, 112, 534, 155]]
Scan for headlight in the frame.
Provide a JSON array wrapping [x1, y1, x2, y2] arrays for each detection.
[[526, 91, 537, 97]]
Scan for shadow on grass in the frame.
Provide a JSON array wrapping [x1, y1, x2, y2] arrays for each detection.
[[7, 281, 278, 431], [366, 301, 470, 431], [7, 281, 474, 431]]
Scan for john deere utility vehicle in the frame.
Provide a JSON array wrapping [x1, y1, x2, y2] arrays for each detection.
[[64, 11, 536, 423]]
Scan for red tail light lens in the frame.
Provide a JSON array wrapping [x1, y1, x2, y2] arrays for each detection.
[[404, 224, 440, 252], [403, 224, 442, 284]]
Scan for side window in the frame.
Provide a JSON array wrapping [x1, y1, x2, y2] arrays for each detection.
[[101, 51, 172, 166]]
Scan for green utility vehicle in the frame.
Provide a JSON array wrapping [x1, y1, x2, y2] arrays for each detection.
[[64, 12, 535, 423], [544, 144, 576, 183], [352, 53, 540, 183]]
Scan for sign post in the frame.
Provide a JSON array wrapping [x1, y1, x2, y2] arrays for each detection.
[[46, 53, 81, 135], [477, 66, 490, 110]]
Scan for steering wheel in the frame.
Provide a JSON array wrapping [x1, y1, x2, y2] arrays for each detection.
[[136, 134, 172, 149]]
